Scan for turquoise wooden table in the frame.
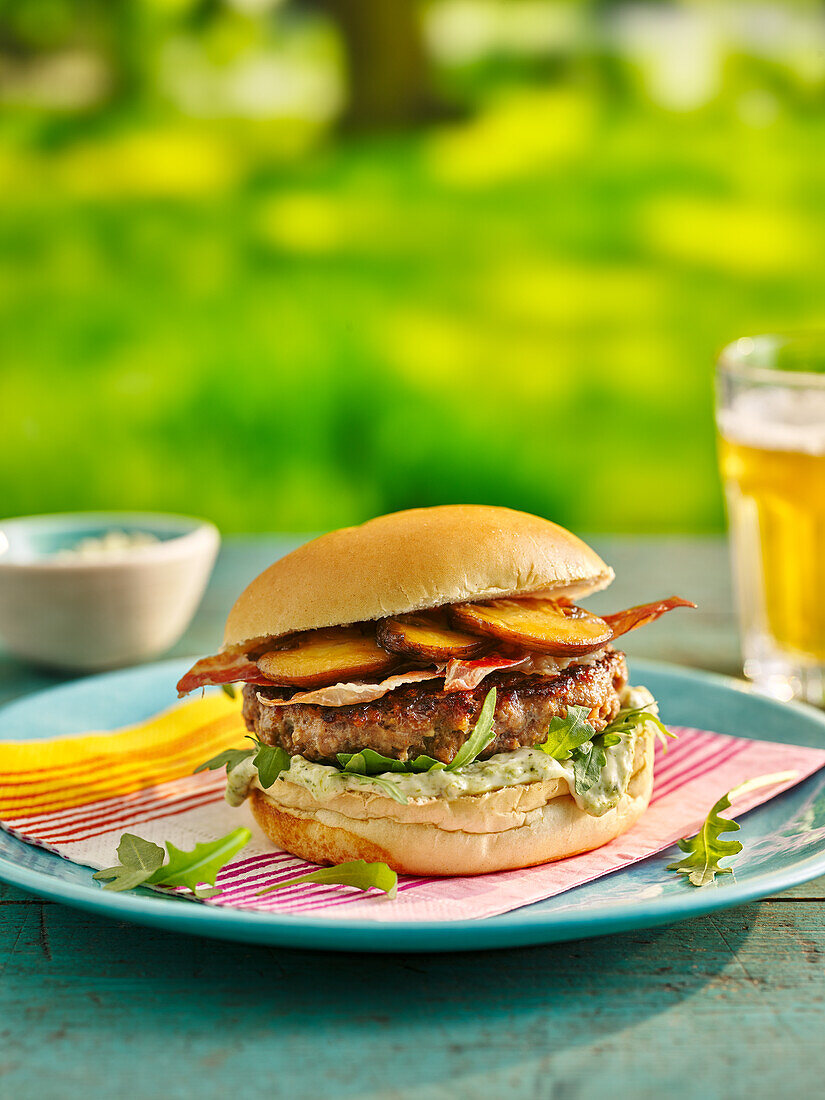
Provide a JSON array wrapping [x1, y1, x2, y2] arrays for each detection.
[[2, 536, 823, 1100]]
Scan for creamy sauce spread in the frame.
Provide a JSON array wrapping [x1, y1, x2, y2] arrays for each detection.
[[225, 757, 261, 808], [226, 684, 657, 819]]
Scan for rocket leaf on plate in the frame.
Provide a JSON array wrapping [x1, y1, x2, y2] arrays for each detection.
[[667, 791, 744, 887], [93, 833, 165, 892], [93, 827, 251, 896], [668, 771, 799, 887], [256, 859, 398, 899], [148, 828, 252, 893]]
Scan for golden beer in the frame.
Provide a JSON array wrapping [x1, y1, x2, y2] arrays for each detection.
[[717, 335, 825, 706], [719, 438, 825, 659]]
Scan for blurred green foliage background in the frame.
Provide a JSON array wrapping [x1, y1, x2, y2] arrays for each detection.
[[2, 0, 824, 533]]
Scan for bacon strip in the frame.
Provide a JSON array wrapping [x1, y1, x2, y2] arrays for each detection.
[[257, 656, 529, 707], [256, 670, 444, 709], [601, 596, 696, 641], [177, 596, 694, 700], [176, 653, 272, 697], [443, 654, 528, 693]]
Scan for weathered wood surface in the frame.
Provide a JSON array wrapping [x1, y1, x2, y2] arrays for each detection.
[[2, 879, 824, 1100], [1, 536, 823, 1100]]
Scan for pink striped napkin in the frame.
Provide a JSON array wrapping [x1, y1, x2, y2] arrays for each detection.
[[2, 714, 824, 921]]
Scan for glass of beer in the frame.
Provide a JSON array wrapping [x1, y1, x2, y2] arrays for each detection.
[[717, 334, 825, 707]]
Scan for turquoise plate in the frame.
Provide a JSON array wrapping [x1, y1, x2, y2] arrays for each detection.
[[1, 658, 824, 952]]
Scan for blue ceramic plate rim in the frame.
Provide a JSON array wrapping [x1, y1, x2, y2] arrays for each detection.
[[1, 657, 824, 953]]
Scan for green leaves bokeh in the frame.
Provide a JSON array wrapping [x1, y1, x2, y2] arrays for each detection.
[[2, 3, 823, 533]]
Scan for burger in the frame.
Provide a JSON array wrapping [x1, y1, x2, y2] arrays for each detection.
[[179, 506, 693, 876]]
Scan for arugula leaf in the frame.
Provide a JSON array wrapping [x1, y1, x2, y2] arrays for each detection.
[[570, 739, 604, 796], [333, 693, 501, 788], [115, 832, 165, 871], [341, 687, 495, 788], [194, 747, 256, 775], [198, 688, 496, 806], [338, 748, 445, 777], [336, 748, 410, 802], [606, 705, 673, 741], [252, 742, 290, 788], [257, 860, 398, 899], [538, 705, 596, 759], [220, 682, 237, 700], [194, 738, 289, 789], [337, 747, 445, 775], [147, 827, 252, 892], [347, 772, 409, 803], [93, 866, 158, 892], [338, 748, 411, 774], [667, 792, 743, 887], [536, 705, 611, 796], [668, 771, 800, 887], [446, 687, 497, 771], [334, 738, 465, 801], [537, 703, 660, 796], [94, 828, 251, 895], [568, 733, 620, 796], [93, 833, 165, 892], [410, 754, 446, 771]]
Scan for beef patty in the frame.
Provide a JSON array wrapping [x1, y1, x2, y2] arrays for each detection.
[[244, 648, 628, 766]]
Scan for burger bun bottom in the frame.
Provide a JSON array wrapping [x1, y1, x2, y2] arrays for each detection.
[[249, 732, 655, 876]]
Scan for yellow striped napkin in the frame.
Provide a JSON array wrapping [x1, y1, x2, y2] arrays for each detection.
[[0, 694, 247, 821]]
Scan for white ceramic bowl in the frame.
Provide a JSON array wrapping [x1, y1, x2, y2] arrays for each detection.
[[0, 512, 220, 671]]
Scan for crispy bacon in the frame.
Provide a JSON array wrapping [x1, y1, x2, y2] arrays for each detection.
[[601, 596, 696, 641], [256, 670, 444, 708], [176, 653, 272, 697], [443, 654, 528, 693], [177, 596, 694, 700], [440, 597, 693, 694]]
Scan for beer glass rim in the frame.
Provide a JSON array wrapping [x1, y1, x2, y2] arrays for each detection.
[[718, 333, 825, 389]]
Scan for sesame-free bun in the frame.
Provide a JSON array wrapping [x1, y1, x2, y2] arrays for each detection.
[[224, 505, 613, 650], [249, 730, 654, 877]]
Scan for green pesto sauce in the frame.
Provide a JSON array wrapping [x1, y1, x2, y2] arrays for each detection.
[[227, 685, 656, 818]]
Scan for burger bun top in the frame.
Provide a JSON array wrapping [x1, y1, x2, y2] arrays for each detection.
[[223, 504, 613, 650]]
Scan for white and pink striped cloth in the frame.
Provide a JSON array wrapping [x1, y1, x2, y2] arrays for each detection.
[[2, 695, 823, 921]]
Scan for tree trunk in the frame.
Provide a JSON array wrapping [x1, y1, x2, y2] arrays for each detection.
[[320, 0, 455, 130]]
